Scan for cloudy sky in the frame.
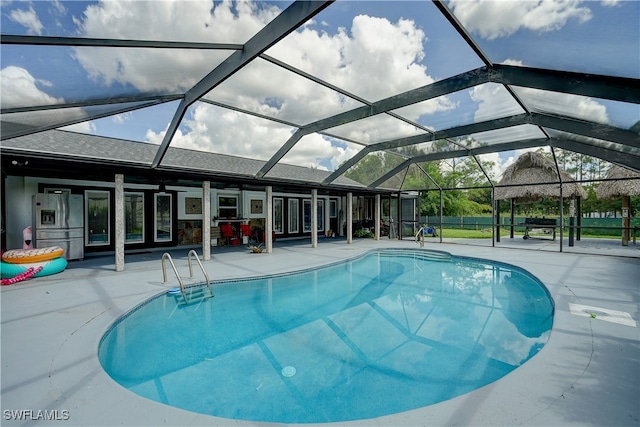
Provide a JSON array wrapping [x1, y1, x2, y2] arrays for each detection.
[[1, 0, 638, 180]]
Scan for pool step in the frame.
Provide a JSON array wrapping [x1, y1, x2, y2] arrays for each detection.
[[161, 250, 214, 305], [379, 250, 452, 262], [172, 284, 214, 306], [416, 250, 452, 262]]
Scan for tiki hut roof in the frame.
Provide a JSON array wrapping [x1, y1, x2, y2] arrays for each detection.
[[495, 151, 587, 201], [595, 165, 640, 199]]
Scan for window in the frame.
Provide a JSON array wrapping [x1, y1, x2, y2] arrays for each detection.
[[124, 192, 144, 244], [218, 196, 238, 219], [330, 200, 337, 218], [155, 193, 172, 242], [273, 198, 284, 234], [86, 190, 110, 246], [303, 200, 312, 232], [317, 199, 324, 232], [289, 199, 299, 233]]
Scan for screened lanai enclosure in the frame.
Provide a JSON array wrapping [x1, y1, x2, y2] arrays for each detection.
[[1, 0, 639, 252]]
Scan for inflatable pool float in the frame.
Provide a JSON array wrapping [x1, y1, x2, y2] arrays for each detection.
[[0, 257, 68, 279], [2, 246, 64, 264]]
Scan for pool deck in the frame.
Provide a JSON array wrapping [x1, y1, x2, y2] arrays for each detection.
[[1, 237, 639, 426]]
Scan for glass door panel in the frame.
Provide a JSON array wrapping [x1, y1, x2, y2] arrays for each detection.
[[155, 193, 172, 242], [317, 200, 324, 232], [303, 200, 312, 232], [125, 192, 144, 244], [289, 199, 299, 233], [273, 198, 284, 234], [86, 190, 110, 246]]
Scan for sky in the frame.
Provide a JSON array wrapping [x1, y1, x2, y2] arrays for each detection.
[[1, 0, 638, 181]]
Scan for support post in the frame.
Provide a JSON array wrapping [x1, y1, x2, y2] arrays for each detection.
[[510, 198, 515, 239], [576, 196, 582, 241], [495, 197, 500, 243], [115, 174, 125, 272], [347, 192, 353, 244], [202, 181, 211, 260], [559, 186, 564, 252], [397, 193, 402, 240], [622, 195, 630, 246], [569, 194, 575, 247], [375, 194, 381, 241], [311, 189, 318, 248], [439, 189, 443, 243], [266, 186, 273, 253]]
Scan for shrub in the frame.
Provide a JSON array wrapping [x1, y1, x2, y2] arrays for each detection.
[[354, 229, 374, 238]]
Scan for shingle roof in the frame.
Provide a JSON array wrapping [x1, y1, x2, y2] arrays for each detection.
[[1, 129, 366, 189]]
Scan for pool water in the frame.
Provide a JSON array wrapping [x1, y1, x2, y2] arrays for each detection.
[[99, 249, 553, 423]]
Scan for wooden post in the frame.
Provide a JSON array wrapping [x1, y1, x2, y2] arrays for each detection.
[[510, 198, 515, 239], [622, 195, 630, 246]]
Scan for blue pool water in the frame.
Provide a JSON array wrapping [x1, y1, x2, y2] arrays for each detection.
[[99, 249, 553, 423]]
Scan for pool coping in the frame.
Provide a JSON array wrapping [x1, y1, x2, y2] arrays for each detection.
[[1, 238, 639, 426]]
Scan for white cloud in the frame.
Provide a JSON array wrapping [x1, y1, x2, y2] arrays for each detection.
[[0, 66, 63, 108], [1, 66, 95, 132], [468, 58, 609, 179], [268, 14, 434, 102], [9, 6, 43, 35], [448, 0, 592, 40], [72, 2, 452, 170], [145, 103, 294, 159], [73, 0, 279, 92], [112, 112, 132, 124], [283, 134, 361, 170], [60, 121, 97, 134], [51, 0, 67, 15]]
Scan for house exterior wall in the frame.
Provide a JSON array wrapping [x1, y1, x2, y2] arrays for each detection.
[[2, 175, 345, 254]]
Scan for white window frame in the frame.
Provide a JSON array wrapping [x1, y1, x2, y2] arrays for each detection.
[[218, 195, 238, 219]]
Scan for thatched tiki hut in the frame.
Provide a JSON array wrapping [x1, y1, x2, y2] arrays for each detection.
[[495, 151, 586, 242], [595, 165, 640, 245]]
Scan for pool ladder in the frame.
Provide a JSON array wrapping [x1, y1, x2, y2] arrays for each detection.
[[161, 250, 214, 304], [416, 227, 425, 247]]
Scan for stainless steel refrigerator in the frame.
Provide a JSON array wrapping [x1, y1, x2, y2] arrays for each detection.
[[33, 193, 84, 260]]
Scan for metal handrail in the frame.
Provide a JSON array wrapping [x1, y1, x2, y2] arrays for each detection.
[[187, 249, 213, 297], [161, 252, 187, 301], [415, 227, 424, 247]]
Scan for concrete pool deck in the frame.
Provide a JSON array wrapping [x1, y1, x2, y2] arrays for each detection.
[[1, 238, 638, 426]]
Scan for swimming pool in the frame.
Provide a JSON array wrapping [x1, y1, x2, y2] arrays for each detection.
[[99, 249, 554, 423]]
